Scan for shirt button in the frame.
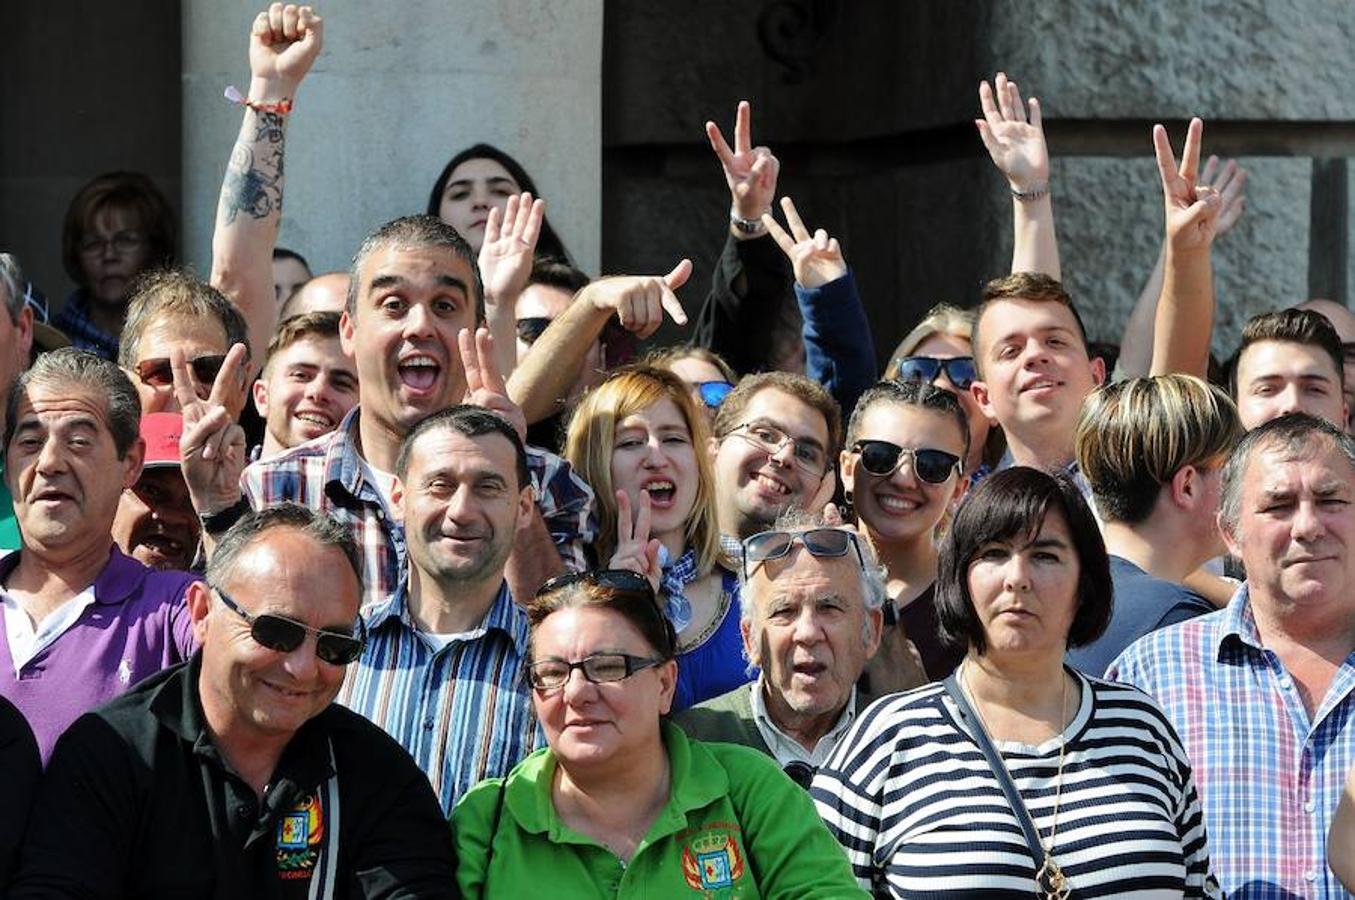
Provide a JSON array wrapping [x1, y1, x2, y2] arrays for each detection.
[[1305, 800, 1317, 813], [422, 716, 435, 730], [235, 805, 249, 818], [1306, 870, 1318, 882], [1279, 676, 1293, 689]]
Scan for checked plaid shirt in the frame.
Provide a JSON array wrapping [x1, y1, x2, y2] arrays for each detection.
[[242, 407, 596, 613], [1108, 585, 1355, 899]]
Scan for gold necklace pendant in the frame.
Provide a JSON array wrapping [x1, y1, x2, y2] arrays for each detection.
[[1037, 853, 1070, 900]]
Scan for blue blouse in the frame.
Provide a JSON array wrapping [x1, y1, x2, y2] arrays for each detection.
[[671, 569, 753, 711]]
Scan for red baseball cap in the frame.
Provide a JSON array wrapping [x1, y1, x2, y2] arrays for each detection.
[[139, 413, 184, 470]]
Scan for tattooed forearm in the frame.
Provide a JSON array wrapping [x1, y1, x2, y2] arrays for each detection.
[[218, 110, 287, 225]]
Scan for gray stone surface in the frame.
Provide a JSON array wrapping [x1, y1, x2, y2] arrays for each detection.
[[988, 2, 1355, 121], [182, 0, 603, 277]]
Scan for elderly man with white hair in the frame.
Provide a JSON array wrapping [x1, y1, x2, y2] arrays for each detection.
[[674, 512, 884, 786]]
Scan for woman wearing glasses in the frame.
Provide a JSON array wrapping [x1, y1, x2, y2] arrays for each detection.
[[56, 172, 177, 360], [886, 303, 1003, 482], [565, 366, 745, 710], [814, 468, 1220, 898], [450, 571, 864, 898], [842, 380, 969, 686]]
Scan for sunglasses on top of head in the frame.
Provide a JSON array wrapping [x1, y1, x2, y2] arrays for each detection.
[[212, 584, 366, 665], [741, 527, 865, 581], [892, 356, 976, 391], [851, 440, 961, 484]]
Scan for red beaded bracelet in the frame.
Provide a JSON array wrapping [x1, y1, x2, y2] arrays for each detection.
[[224, 85, 293, 115]]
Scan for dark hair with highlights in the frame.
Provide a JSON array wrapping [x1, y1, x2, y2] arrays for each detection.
[[936, 466, 1111, 655]]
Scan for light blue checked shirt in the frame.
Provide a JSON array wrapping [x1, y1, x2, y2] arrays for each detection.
[[1108, 584, 1355, 898], [338, 581, 544, 814]]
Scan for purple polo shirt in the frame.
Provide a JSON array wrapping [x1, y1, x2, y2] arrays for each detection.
[[0, 546, 198, 761]]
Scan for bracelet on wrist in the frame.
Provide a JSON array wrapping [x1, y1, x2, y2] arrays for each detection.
[[224, 84, 293, 115], [200, 497, 252, 536], [730, 210, 769, 236], [1010, 182, 1049, 202]]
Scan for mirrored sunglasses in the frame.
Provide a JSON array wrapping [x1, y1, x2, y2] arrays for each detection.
[[893, 355, 976, 390]]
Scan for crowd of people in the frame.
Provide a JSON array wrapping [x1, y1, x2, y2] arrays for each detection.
[[5, 4, 1355, 898]]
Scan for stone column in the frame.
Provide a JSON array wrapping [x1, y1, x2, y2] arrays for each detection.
[[181, 0, 603, 279]]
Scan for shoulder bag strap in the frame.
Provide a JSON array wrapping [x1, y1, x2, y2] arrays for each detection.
[[941, 673, 1047, 874]]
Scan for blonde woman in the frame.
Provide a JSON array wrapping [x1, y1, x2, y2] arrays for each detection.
[[565, 366, 745, 710], [886, 303, 1003, 480]]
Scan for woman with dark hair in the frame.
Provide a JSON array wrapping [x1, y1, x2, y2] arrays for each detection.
[[56, 172, 177, 360], [813, 467, 1220, 898], [450, 571, 864, 898], [427, 143, 571, 262]]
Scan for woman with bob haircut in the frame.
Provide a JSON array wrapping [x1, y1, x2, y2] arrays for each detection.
[[565, 365, 746, 710], [427, 143, 572, 262], [56, 171, 177, 360], [885, 302, 1003, 481], [450, 571, 865, 898], [813, 467, 1220, 899]]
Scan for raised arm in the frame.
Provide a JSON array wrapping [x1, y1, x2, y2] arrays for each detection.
[[690, 101, 792, 375], [210, 3, 323, 368], [762, 196, 876, 415], [506, 262, 691, 423], [1119, 156, 1245, 378], [977, 72, 1058, 279], [1149, 118, 1223, 377], [478, 193, 545, 379]]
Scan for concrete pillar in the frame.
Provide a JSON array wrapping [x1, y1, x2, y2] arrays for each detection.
[[181, 0, 603, 281]]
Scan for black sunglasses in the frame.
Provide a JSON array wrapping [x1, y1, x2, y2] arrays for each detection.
[[696, 380, 734, 409], [892, 355, 976, 390], [852, 440, 961, 484], [212, 584, 366, 665], [133, 354, 227, 390], [742, 528, 865, 580], [516, 317, 553, 346]]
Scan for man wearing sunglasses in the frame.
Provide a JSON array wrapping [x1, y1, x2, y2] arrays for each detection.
[[118, 270, 252, 423], [12, 504, 458, 898], [675, 517, 883, 778], [1, 350, 197, 762]]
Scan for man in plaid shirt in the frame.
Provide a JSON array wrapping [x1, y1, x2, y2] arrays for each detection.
[[1109, 414, 1355, 898]]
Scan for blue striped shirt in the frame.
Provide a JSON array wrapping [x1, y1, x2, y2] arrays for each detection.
[[1108, 585, 1355, 898], [338, 582, 543, 813]]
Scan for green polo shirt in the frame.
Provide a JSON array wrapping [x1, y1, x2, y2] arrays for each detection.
[[0, 460, 18, 551], [451, 721, 866, 899]]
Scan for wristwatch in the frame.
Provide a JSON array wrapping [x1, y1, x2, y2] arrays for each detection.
[[730, 210, 768, 236]]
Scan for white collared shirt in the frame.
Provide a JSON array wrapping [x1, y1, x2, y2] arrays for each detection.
[[748, 676, 856, 768], [2, 583, 98, 675]]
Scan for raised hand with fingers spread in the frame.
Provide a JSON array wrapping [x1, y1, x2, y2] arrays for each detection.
[[1154, 118, 1222, 253], [478, 192, 545, 377], [177, 343, 250, 519], [706, 101, 781, 235], [607, 489, 663, 593], [977, 72, 1049, 194], [459, 327, 527, 442], [762, 197, 847, 289]]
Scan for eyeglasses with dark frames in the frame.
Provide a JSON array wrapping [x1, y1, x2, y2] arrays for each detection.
[[211, 584, 366, 666], [526, 653, 664, 692], [741, 528, 865, 581], [851, 440, 962, 484]]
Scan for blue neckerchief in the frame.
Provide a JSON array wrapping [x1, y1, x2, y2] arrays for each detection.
[[657, 546, 698, 633]]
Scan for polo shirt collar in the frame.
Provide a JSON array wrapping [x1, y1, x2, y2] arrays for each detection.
[[150, 652, 334, 786], [504, 720, 729, 841], [366, 580, 529, 657], [0, 544, 148, 606]]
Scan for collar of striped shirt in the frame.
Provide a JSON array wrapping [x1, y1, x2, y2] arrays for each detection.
[[366, 580, 528, 657]]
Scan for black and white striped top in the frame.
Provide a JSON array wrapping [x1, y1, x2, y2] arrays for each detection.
[[811, 673, 1220, 898]]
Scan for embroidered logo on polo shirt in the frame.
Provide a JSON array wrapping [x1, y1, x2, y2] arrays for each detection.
[[275, 791, 324, 880], [681, 828, 745, 893]]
